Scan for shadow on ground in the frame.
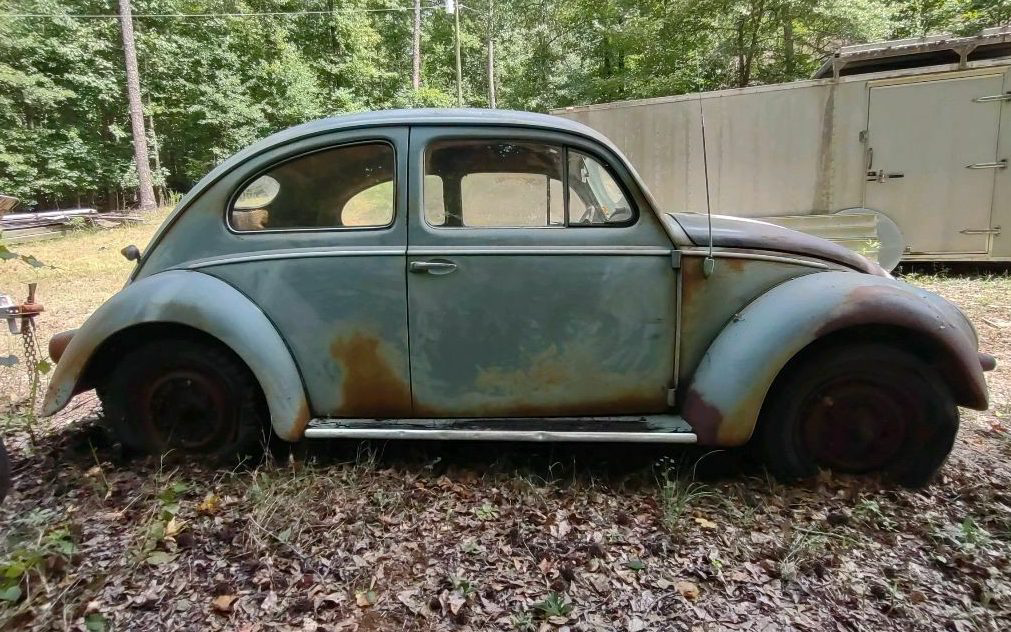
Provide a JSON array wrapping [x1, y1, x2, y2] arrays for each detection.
[[25, 413, 760, 488]]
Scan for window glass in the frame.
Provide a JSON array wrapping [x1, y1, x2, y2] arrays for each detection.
[[567, 150, 633, 225], [425, 140, 565, 227], [423, 174, 447, 226], [343, 181, 394, 226], [230, 142, 394, 231]]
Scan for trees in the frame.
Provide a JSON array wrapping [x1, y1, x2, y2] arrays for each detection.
[[0, 0, 1006, 211], [118, 0, 157, 211]]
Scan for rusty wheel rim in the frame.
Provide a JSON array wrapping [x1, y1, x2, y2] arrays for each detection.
[[800, 376, 913, 473], [140, 370, 234, 451]]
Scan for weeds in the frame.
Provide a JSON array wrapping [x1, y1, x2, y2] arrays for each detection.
[[475, 501, 499, 521], [133, 474, 188, 563], [511, 611, 536, 631], [0, 508, 76, 605], [534, 592, 573, 618], [778, 531, 828, 582], [656, 457, 712, 532], [854, 499, 897, 531]]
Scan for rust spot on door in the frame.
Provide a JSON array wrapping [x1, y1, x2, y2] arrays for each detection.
[[415, 389, 667, 419], [330, 333, 412, 417]]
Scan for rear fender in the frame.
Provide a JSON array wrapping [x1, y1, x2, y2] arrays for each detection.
[[682, 271, 987, 446], [41, 270, 310, 441]]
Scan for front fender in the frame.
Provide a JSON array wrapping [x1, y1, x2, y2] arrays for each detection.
[[42, 270, 310, 441], [682, 271, 987, 446]]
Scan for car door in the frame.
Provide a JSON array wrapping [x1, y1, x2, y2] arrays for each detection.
[[406, 126, 678, 418], [204, 128, 412, 418]]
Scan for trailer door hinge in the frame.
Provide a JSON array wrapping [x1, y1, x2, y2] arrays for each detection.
[[974, 93, 1011, 103], [960, 226, 1001, 235], [967, 159, 1008, 170]]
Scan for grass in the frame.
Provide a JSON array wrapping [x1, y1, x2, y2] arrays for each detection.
[[3, 208, 170, 341], [1, 209, 170, 407]]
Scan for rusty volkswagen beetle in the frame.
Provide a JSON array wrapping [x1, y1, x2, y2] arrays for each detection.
[[41, 110, 994, 485]]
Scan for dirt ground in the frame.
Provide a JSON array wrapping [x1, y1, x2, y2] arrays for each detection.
[[1, 221, 1010, 631]]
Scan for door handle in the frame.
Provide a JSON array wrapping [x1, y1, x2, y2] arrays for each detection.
[[967, 159, 1008, 170], [409, 260, 458, 274], [866, 169, 904, 182]]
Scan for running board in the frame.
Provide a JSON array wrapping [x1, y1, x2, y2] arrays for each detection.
[[303, 415, 697, 443]]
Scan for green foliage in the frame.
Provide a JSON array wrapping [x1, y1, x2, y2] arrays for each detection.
[[0, 508, 76, 603], [0, 0, 1004, 210], [533, 591, 573, 618]]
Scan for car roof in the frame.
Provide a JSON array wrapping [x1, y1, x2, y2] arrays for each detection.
[[229, 108, 619, 166], [178, 109, 627, 215]]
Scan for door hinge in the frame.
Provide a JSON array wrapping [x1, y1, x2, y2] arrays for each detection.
[[974, 93, 1011, 103], [960, 226, 1001, 235], [671, 251, 682, 269]]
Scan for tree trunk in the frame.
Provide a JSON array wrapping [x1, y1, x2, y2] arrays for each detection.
[[454, 1, 463, 106], [117, 0, 156, 212], [148, 111, 165, 207], [781, 2, 795, 78], [738, 0, 767, 88], [412, 0, 421, 90], [486, 0, 496, 108]]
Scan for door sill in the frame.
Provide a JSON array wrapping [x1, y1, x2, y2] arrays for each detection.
[[304, 415, 697, 443]]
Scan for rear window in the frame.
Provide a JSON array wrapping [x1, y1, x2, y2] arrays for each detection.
[[230, 142, 395, 231]]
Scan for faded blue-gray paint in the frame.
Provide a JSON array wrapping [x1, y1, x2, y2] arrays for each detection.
[[682, 271, 988, 445], [41, 270, 309, 440], [40, 109, 990, 447]]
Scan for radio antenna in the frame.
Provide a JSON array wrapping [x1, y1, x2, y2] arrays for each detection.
[[698, 95, 715, 277]]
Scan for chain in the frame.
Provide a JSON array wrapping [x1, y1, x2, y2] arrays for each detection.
[[20, 319, 40, 408]]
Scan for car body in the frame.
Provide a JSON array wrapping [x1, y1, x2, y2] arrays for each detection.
[[40, 109, 994, 484]]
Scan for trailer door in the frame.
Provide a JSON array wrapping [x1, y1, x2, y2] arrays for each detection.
[[864, 74, 1003, 255]]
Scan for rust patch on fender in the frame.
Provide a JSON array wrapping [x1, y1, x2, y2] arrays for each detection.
[[285, 399, 312, 441], [330, 333, 412, 417], [812, 284, 988, 409], [681, 390, 722, 445], [48, 329, 76, 364], [720, 257, 747, 273]]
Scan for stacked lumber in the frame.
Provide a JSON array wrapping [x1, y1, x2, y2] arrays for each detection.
[[1, 208, 145, 244]]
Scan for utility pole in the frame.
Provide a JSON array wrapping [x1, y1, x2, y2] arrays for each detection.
[[117, 0, 156, 211], [453, 0, 463, 106], [412, 0, 421, 90], [486, 0, 496, 108]]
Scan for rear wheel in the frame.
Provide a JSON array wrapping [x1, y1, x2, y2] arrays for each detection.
[[756, 343, 958, 487], [98, 339, 267, 463]]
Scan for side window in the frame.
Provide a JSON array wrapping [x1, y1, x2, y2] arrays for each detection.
[[425, 140, 565, 227], [423, 140, 634, 228], [230, 142, 394, 231], [567, 150, 633, 225]]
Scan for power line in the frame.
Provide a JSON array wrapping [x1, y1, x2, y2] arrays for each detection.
[[0, 4, 447, 20]]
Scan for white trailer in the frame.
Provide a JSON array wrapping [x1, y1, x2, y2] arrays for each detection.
[[553, 27, 1011, 266]]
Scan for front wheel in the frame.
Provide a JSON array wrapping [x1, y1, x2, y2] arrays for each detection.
[[98, 339, 267, 463], [756, 343, 958, 487]]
